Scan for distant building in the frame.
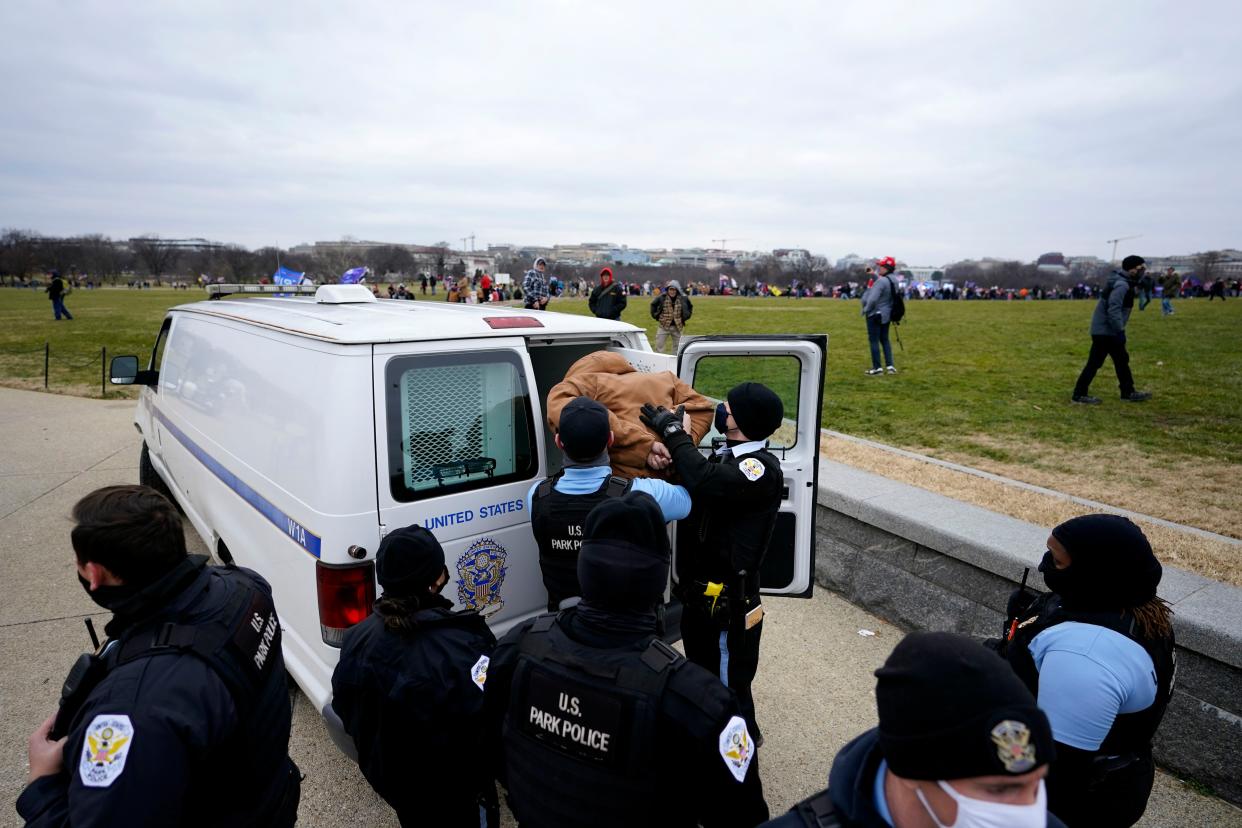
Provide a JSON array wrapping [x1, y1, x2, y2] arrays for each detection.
[[127, 237, 225, 253]]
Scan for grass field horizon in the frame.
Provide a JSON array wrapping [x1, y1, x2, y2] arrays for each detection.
[[2, 286, 1238, 578]]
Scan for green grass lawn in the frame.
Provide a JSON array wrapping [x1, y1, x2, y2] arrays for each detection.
[[2, 286, 1239, 471]]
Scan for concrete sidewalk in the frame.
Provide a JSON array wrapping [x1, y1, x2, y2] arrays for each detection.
[[1, 387, 1237, 826]]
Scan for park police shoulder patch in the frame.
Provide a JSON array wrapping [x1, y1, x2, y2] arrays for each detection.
[[718, 715, 754, 782], [739, 457, 765, 482], [471, 654, 490, 691], [79, 714, 134, 788]]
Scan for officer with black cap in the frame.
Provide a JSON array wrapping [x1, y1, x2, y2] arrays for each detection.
[[766, 631, 1066, 828], [485, 492, 770, 828], [641, 381, 785, 741], [18, 485, 300, 826], [998, 514, 1175, 827], [331, 525, 498, 827], [528, 395, 691, 611]]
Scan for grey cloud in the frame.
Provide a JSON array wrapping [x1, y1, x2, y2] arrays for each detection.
[[1, 0, 1240, 262]]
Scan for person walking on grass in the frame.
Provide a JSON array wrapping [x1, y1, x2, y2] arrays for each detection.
[[650, 280, 693, 354], [1159, 268, 1178, 316], [861, 257, 897, 375], [1071, 255, 1152, 405], [46, 270, 73, 321]]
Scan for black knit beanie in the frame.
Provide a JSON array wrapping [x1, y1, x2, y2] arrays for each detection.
[[727, 382, 784, 441], [876, 632, 1054, 780], [1046, 514, 1161, 610], [376, 525, 446, 598], [577, 493, 670, 611], [1121, 255, 1146, 271]]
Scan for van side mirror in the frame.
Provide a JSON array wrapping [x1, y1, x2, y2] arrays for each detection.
[[110, 356, 157, 386], [110, 356, 139, 384]]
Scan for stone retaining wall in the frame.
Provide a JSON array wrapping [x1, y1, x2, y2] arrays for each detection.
[[815, 459, 1242, 805]]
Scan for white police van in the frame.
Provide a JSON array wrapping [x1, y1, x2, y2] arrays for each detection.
[[110, 283, 825, 749]]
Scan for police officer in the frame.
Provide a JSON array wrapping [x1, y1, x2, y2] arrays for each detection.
[[331, 524, 498, 827], [485, 492, 770, 828], [767, 631, 1066, 828], [999, 515, 1174, 827], [641, 382, 784, 741], [528, 395, 690, 611], [18, 485, 300, 826]]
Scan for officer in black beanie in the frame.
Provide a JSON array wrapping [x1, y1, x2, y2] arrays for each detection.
[[765, 631, 1065, 828], [641, 381, 785, 742], [997, 514, 1175, 827], [331, 525, 498, 827], [485, 492, 769, 828]]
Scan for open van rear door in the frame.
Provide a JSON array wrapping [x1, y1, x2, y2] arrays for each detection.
[[677, 335, 827, 597]]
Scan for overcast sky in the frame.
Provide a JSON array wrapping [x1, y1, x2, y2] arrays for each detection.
[[2, 2, 1239, 264]]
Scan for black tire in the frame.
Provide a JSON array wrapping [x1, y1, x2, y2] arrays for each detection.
[[139, 443, 177, 507]]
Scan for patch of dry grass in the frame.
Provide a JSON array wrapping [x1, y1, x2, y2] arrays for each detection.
[[823, 435, 1242, 588]]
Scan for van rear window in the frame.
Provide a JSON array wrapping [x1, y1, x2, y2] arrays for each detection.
[[384, 351, 537, 502]]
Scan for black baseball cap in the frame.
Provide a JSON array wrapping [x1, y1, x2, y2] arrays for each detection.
[[558, 396, 610, 460]]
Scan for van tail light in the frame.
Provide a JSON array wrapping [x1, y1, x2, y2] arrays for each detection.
[[316, 560, 376, 647]]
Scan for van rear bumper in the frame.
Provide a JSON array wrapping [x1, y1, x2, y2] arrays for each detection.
[[321, 702, 359, 763]]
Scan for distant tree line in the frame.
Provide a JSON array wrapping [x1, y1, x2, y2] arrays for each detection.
[[1, 229, 1230, 292], [0, 230, 457, 287]]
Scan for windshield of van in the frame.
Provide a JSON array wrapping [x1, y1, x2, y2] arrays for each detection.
[[384, 350, 537, 501]]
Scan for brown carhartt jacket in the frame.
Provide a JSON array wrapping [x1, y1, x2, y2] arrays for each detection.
[[546, 351, 715, 480]]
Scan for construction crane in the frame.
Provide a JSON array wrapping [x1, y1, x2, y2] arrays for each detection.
[[459, 234, 476, 252], [1106, 234, 1142, 264], [711, 237, 748, 249]]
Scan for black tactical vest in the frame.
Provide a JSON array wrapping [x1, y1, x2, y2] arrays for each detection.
[[530, 472, 630, 610], [787, 789, 846, 827], [1006, 596, 1175, 755], [502, 613, 683, 828], [57, 563, 295, 823]]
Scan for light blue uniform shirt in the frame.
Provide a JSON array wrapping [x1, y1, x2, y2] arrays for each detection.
[[1028, 621, 1157, 751], [873, 758, 895, 826], [525, 465, 691, 522]]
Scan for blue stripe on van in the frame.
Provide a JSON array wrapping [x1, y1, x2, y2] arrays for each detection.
[[152, 407, 322, 558]]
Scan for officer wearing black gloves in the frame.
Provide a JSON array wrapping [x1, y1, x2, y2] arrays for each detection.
[[528, 395, 690, 611], [18, 485, 300, 827], [641, 382, 784, 742], [331, 525, 498, 827], [766, 631, 1066, 828], [997, 515, 1175, 828], [485, 492, 770, 828]]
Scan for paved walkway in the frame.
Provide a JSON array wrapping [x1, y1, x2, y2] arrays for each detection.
[[1, 387, 1237, 826]]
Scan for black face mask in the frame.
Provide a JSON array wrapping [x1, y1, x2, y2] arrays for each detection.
[[1038, 550, 1081, 605], [78, 574, 138, 611], [714, 402, 730, 434]]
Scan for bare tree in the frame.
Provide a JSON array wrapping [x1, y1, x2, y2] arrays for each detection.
[[0, 229, 42, 284], [130, 236, 181, 281], [221, 245, 258, 282], [367, 245, 415, 278], [1195, 250, 1221, 285], [78, 235, 127, 284]]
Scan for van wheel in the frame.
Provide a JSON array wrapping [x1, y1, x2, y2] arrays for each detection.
[[139, 443, 177, 507]]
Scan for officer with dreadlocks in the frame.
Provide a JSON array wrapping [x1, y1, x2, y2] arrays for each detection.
[[997, 514, 1175, 827], [485, 492, 769, 828], [18, 485, 300, 827], [641, 382, 785, 743], [331, 525, 498, 827], [528, 395, 690, 611]]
